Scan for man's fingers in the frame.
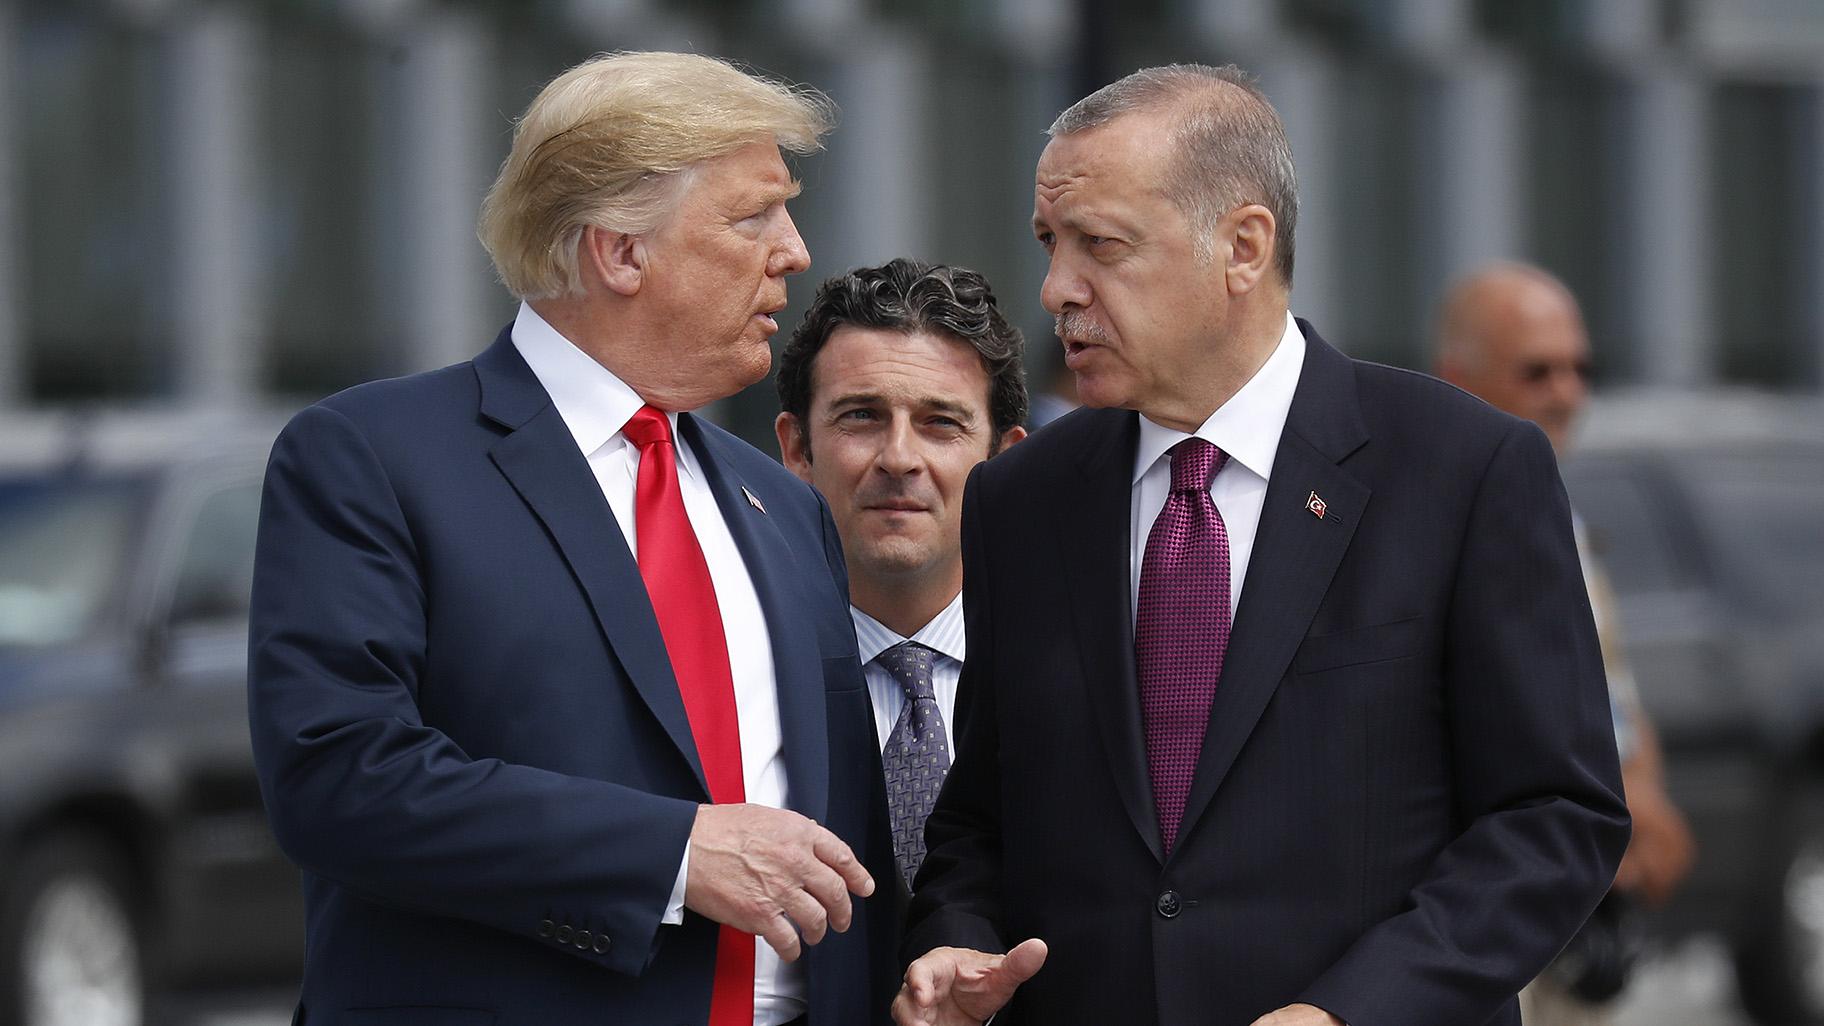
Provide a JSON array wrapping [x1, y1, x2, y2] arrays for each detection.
[[757, 911, 802, 963], [812, 826, 875, 896], [779, 887, 830, 946], [890, 989, 937, 1026], [905, 950, 955, 1005], [997, 937, 1048, 985], [799, 858, 854, 933]]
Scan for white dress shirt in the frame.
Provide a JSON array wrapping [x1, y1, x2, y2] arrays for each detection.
[[512, 302, 803, 1024], [852, 594, 966, 753], [1130, 312, 1306, 621]]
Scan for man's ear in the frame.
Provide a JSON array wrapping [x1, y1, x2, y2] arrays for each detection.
[[1222, 204, 1277, 296], [775, 412, 813, 482], [994, 424, 1028, 455], [582, 224, 646, 297]]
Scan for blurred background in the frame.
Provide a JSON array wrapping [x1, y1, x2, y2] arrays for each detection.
[[0, 0, 1820, 1024]]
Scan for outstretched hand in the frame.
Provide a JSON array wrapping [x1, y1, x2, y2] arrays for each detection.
[[892, 939, 1048, 1026]]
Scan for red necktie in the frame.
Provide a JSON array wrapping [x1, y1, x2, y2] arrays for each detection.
[[622, 405, 751, 1026]]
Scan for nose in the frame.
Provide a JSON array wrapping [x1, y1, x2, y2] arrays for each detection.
[[1040, 252, 1090, 315], [770, 210, 811, 276], [875, 414, 921, 476]]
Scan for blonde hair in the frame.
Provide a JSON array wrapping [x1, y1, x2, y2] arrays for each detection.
[[479, 51, 836, 300]]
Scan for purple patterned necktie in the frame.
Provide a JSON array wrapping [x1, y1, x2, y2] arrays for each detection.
[[1136, 438, 1231, 856], [878, 641, 950, 889]]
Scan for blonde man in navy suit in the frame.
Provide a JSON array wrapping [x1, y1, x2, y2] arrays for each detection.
[[250, 52, 895, 1026]]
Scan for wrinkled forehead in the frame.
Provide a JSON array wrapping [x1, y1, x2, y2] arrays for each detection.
[[1035, 119, 1173, 207]]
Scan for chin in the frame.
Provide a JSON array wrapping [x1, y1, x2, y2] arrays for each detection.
[[855, 540, 938, 578], [1074, 381, 1130, 411], [721, 346, 772, 395]]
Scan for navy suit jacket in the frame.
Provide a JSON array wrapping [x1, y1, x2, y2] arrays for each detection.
[[905, 321, 1631, 1026], [248, 328, 895, 1025]]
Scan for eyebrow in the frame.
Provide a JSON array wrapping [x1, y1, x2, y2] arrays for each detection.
[[1033, 205, 1128, 237], [824, 392, 980, 421]]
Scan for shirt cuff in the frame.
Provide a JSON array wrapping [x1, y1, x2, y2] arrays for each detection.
[[662, 843, 690, 925]]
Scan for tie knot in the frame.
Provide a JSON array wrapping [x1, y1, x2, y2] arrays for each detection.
[[876, 642, 937, 701], [1169, 438, 1226, 493], [622, 405, 674, 449]]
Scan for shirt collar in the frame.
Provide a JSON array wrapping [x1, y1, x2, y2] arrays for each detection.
[[850, 592, 966, 665], [1132, 310, 1306, 485], [509, 301, 679, 457]]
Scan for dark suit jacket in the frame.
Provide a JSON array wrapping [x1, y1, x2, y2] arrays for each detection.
[[906, 321, 1630, 1026], [248, 327, 895, 1026]]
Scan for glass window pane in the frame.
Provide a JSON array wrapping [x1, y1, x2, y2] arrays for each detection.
[[169, 480, 262, 626]]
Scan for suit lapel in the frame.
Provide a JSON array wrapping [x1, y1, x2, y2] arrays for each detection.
[[1174, 325, 1370, 856], [681, 414, 830, 826], [1052, 410, 1164, 863], [474, 332, 708, 796]]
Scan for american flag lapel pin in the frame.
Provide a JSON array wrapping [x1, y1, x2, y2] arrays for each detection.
[[741, 485, 767, 514], [1305, 491, 1327, 519]]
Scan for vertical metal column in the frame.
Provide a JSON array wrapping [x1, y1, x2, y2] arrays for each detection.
[[1255, 51, 1343, 341], [0, 3, 20, 406], [1608, 66, 1712, 386], [395, 7, 494, 371], [815, 33, 931, 270], [1797, 82, 1824, 387], [168, 3, 259, 407], [1412, 51, 1524, 307]]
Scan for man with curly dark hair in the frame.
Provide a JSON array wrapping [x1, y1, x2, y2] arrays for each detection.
[[775, 257, 1028, 897]]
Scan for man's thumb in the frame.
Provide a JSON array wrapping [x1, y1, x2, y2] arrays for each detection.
[[998, 938, 1048, 986]]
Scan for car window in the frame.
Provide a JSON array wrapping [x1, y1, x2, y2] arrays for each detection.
[[0, 476, 142, 646], [168, 480, 262, 627], [1562, 462, 1688, 595], [1682, 451, 1824, 606]]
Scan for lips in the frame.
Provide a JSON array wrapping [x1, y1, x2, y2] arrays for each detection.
[[1063, 340, 1099, 368], [754, 300, 787, 334]]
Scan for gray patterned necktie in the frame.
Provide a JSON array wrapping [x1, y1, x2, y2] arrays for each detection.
[[877, 641, 950, 890]]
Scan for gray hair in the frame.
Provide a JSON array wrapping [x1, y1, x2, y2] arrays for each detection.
[[1049, 63, 1297, 282]]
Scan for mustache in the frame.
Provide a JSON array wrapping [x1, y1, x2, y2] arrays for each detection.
[[1055, 312, 1110, 345]]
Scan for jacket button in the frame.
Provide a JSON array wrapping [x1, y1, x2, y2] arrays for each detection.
[[1156, 890, 1182, 918], [593, 934, 612, 955], [538, 919, 555, 938], [555, 924, 573, 944], [574, 929, 592, 950]]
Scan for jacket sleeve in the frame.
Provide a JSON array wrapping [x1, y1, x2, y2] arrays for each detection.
[[902, 464, 1012, 963], [1299, 420, 1632, 1026], [247, 403, 699, 976]]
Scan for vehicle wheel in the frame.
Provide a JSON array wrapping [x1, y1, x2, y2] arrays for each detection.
[[1735, 795, 1824, 1026], [0, 831, 146, 1026]]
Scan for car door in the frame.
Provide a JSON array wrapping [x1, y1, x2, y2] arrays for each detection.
[[136, 456, 302, 983], [1563, 450, 1751, 937]]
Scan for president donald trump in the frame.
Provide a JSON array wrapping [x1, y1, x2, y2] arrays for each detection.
[[249, 52, 893, 1026]]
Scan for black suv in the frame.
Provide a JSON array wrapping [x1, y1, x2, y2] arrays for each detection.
[[0, 413, 301, 1026], [1561, 391, 1824, 1026]]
